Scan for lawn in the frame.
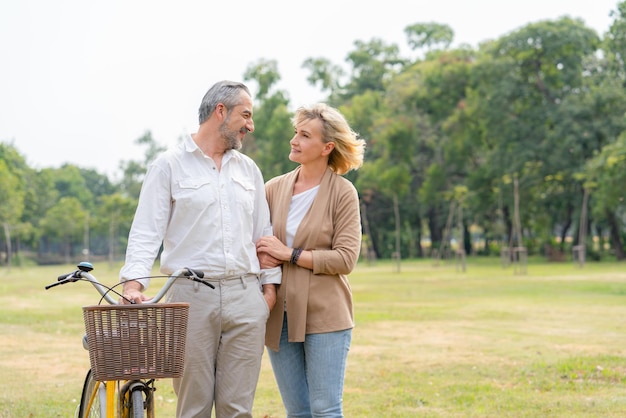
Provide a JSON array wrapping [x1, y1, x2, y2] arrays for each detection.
[[1, 257, 626, 417]]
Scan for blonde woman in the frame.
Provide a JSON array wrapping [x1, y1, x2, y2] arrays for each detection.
[[256, 103, 365, 417]]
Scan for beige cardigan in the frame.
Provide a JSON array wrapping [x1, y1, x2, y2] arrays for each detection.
[[264, 166, 362, 352]]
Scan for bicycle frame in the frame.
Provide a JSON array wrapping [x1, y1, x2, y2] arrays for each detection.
[[78, 378, 114, 417], [80, 378, 148, 418]]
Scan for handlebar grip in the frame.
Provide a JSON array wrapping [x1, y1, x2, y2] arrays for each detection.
[[57, 272, 73, 281], [46, 278, 72, 289], [186, 268, 204, 278]]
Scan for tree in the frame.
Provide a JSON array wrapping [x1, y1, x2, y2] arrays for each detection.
[[584, 133, 626, 260], [342, 38, 407, 100], [0, 160, 25, 268], [451, 17, 602, 254], [404, 22, 454, 52], [118, 131, 166, 199], [243, 59, 296, 180], [387, 48, 474, 255], [302, 57, 345, 98], [39, 197, 88, 263], [0, 142, 32, 266], [92, 193, 137, 266], [604, 1, 626, 78]]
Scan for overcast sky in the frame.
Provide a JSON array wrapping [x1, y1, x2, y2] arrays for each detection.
[[0, 0, 620, 178]]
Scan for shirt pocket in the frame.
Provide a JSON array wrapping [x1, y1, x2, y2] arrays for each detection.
[[174, 177, 217, 210], [232, 177, 256, 214]]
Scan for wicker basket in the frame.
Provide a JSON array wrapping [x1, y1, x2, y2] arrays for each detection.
[[82, 303, 189, 381]]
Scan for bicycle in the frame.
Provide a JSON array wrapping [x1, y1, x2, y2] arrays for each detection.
[[45, 261, 214, 418]]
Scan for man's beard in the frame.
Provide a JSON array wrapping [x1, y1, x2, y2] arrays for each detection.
[[219, 117, 244, 150]]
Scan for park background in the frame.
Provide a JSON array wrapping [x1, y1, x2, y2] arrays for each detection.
[[2, 2, 626, 416], [2, 2, 626, 267]]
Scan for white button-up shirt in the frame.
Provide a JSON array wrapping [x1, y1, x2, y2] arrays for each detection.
[[120, 134, 281, 289]]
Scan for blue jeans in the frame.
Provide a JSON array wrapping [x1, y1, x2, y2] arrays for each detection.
[[268, 317, 352, 418]]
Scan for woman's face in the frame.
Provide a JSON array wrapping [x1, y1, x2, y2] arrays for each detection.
[[289, 118, 333, 165]]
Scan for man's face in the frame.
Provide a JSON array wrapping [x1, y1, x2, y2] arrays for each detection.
[[220, 93, 254, 150]]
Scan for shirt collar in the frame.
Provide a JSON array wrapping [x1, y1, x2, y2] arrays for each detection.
[[183, 133, 242, 163]]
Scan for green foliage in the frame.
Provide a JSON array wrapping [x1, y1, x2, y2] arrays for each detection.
[[585, 132, 626, 218], [243, 59, 297, 180], [118, 131, 166, 199], [3, 8, 626, 264], [0, 159, 24, 225], [39, 196, 87, 245], [342, 38, 407, 99], [404, 22, 454, 51], [302, 56, 345, 95], [244, 58, 283, 100]]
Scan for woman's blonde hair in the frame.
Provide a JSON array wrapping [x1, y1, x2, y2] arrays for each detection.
[[292, 103, 366, 175]]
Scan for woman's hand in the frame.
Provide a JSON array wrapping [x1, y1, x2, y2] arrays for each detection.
[[256, 235, 291, 268]]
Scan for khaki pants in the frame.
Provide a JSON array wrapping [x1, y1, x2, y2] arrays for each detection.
[[168, 275, 270, 417]]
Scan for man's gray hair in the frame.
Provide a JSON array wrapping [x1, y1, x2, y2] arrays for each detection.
[[198, 81, 251, 124]]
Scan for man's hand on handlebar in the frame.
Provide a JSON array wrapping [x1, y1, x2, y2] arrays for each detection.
[[121, 280, 151, 304]]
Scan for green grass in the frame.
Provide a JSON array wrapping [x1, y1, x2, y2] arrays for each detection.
[[1, 258, 626, 417]]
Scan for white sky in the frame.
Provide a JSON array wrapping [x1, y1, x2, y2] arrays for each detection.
[[0, 0, 620, 179]]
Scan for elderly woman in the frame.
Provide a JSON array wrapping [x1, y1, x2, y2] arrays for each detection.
[[256, 103, 366, 417]]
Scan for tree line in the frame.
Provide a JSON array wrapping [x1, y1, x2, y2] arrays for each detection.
[[2, 2, 626, 267]]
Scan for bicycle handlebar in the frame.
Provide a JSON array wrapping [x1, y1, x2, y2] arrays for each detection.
[[45, 261, 214, 305]]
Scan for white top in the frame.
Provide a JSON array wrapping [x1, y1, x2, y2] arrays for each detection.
[[285, 185, 319, 248], [120, 134, 282, 289]]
